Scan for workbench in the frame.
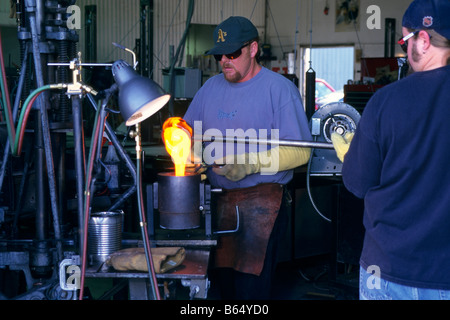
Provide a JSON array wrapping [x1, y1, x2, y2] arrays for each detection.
[[85, 248, 211, 300]]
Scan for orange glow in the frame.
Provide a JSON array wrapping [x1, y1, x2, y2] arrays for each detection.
[[162, 117, 193, 176]]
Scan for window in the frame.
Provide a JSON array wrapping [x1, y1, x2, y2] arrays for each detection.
[[299, 46, 354, 102]]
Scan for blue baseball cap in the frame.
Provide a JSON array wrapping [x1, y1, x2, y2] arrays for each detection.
[[402, 0, 450, 39], [206, 16, 259, 55]]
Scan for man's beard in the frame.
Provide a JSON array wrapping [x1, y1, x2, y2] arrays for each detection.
[[410, 42, 421, 65], [222, 63, 242, 83]]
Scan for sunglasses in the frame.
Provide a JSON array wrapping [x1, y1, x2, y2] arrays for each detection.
[[214, 42, 252, 62], [398, 30, 419, 53]]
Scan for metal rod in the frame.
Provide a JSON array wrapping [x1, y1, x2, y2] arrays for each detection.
[[34, 110, 46, 242], [85, 92, 137, 211], [197, 135, 334, 149], [214, 206, 240, 235], [47, 63, 113, 67], [136, 123, 160, 300], [72, 95, 85, 256], [29, 14, 63, 261]]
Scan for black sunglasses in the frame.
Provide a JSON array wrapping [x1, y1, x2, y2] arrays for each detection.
[[398, 30, 419, 53], [214, 42, 252, 62]]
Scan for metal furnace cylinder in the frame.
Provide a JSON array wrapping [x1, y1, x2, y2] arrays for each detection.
[[88, 211, 123, 263], [157, 172, 201, 230]]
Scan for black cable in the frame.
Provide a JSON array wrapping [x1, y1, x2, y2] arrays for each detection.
[[306, 137, 331, 223]]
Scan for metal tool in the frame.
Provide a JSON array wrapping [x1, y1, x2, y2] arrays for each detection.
[[196, 136, 335, 149]]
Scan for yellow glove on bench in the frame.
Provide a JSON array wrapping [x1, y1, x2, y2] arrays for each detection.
[[106, 247, 186, 273], [213, 146, 311, 182]]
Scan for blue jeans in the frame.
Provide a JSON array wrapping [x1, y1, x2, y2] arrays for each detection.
[[359, 266, 450, 300]]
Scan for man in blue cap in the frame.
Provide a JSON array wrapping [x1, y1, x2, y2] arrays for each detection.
[[183, 16, 312, 299], [332, 0, 450, 300]]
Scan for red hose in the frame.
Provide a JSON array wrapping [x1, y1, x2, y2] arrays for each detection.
[[16, 94, 40, 155]]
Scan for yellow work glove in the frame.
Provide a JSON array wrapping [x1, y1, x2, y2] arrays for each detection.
[[184, 163, 207, 181], [331, 131, 354, 163], [106, 247, 186, 273], [212, 146, 311, 182]]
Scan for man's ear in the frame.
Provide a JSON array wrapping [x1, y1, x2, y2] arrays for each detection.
[[250, 41, 259, 58], [418, 30, 432, 51]]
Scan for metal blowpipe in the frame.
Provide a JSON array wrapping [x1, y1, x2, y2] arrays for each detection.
[[196, 135, 335, 149]]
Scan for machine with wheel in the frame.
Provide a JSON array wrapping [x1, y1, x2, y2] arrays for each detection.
[[309, 102, 361, 176]]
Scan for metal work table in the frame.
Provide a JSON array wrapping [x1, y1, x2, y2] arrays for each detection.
[[85, 249, 211, 300]]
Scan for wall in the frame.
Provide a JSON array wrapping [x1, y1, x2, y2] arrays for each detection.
[[265, 0, 412, 80], [152, 0, 266, 86], [1, 0, 413, 87], [75, 0, 141, 65], [75, 0, 266, 87]]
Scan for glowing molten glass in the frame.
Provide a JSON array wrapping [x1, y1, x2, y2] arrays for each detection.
[[162, 117, 193, 176]]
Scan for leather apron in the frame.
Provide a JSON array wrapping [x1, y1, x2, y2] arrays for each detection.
[[213, 183, 283, 276]]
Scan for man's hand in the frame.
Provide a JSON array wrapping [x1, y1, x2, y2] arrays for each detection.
[[212, 146, 311, 182], [212, 153, 258, 182], [331, 131, 354, 163], [184, 163, 207, 180]]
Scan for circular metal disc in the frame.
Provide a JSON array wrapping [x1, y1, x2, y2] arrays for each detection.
[[311, 102, 361, 142], [308, 102, 361, 175]]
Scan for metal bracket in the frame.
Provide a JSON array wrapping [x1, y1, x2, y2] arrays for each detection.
[[181, 278, 210, 300], [214, 206, 240, 235]]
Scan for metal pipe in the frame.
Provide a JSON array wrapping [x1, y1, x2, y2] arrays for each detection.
[[72, 95, 85, 256], [32, 107, 53, 277], [55, 133, 67, 229], [135, 122, 160, 300], [94, 99, 108, 166], [79, 97, 104, 300], [197, 135, 334, 149], [13, 46, 29, 122], [0, 141, 10, 193], [36, 0, 44, 38], [29, 13, 63, 261], [86, 93, 137, 211], [35, 109, 46, 242], [12, 138, 33, 235], [47, 62, 113, 67]]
